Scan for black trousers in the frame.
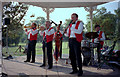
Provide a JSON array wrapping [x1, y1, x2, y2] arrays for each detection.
[[42, 41, 53, 67], [27, 40, 37, 62], [69, 38, 83, 72], [97, 43, 103, 63]]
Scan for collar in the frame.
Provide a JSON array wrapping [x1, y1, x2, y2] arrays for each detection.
[[72, 20, 78, 24], [75, 20, 78, 24]]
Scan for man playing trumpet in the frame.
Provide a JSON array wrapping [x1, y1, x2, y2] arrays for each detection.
[[24, 23, 38, 63]]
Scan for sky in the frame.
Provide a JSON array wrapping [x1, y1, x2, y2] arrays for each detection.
[[23, 0, 119, 26]]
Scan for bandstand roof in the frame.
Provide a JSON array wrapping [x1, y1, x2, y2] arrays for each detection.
[[0, 0, 115, 8]]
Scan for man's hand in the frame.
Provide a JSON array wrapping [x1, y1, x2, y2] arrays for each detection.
[[63, 28, 67, 33], [30, 26, 32, 29]]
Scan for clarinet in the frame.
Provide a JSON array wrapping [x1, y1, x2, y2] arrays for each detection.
[[60, 20, 73, 40]]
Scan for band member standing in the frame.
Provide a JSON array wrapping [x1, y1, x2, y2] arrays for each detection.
[[54, 24, 63, 62], [65, 13, 83, 76], [92, 25, 106, 63], [24, 23, 38, 63], [39, 21, 55, 69]]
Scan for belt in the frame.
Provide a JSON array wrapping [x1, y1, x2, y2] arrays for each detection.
[[69, 37, 76, 39]]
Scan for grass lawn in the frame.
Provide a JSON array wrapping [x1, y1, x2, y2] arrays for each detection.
[[2, 40, 120, 57], [2, 41, 69, 56]]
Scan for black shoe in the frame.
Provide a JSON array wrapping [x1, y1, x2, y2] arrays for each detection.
[[24, 60, 30, 62], [30, 61, 35, 63], [69, 70, 78, 74], [78, 71, 83, 76], [48, 66, 52, 69], [40, 64, 45, 67]]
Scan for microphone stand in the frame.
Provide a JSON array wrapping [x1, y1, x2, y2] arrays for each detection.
[[43, 36, 48, 77], [51, 20, 57, 26]]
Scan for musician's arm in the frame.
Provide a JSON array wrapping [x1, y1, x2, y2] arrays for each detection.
[[73, 22, 83, 34], [25, 29, 30, 35], [60, 31, 63, 35], [100, 32, 106, 41], [64, 28, 69, 37], [46, 29, 55, 35], [31, 29, 38, 35]]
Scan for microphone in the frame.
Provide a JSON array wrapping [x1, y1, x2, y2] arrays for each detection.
[[51, 20, 57, 26]]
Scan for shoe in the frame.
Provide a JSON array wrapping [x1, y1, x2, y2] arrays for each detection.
[[69, 70, 78, 74], [78, 71, 83, 76], [24, 60, 30, 62], [40, 64, 45, 67], [48, 66, 52, 69], [30, 61, 35, 63]]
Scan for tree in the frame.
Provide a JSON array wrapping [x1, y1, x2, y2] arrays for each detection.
[[114, 8, 120, 37], [21, 16, 46, 43], [2, 2, 28, 46], [114, 8, 120, 49], [30, 17, 46, 26], [86, 7, 117, 39]]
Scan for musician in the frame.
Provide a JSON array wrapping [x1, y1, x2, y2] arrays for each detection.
[[92, 24, 106, 63], [39, 21, 55, 69], [24, 23, 38, 63], [65, 13, 83, 76], [54, 24, 63, 62]]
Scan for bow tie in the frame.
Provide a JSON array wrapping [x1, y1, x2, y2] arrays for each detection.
[[72, 22, 75, 24]]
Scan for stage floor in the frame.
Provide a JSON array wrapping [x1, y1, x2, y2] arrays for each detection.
[[2, 55, 120, 77]]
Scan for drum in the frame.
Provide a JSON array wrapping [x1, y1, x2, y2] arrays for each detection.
[[82, 48, 91, 58], [82, 48, 91, 66], [81, 40, 90, 48], [90, 42, 98, 48]]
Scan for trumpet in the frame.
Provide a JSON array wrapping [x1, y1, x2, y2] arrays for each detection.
[[24, 25, 32, 29], [24, 24, 46, 31], [24, 25, 40, 29]]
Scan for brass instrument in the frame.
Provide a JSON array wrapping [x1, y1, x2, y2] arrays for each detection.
[[24, 24, 45, 31], [24, 25, 32, 29]]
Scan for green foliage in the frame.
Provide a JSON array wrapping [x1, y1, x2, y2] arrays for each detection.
[[23, 16, 46, 42], [27, 17, 46, 27], [2, 42, 69, 56], [86, 7, 120, 39], [114, 8, 120, 37], [2, 2, 28, 46]]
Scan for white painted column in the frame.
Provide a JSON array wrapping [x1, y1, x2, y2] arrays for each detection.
[[84, 6, 97, 32], [90, 7, 93, 32], [46, 7, 50, 20], [0, 1, 2, 76], [42, 7, 55, 21]]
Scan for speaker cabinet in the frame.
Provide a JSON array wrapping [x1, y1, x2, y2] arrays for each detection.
[[3, 18, 10, 25]]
